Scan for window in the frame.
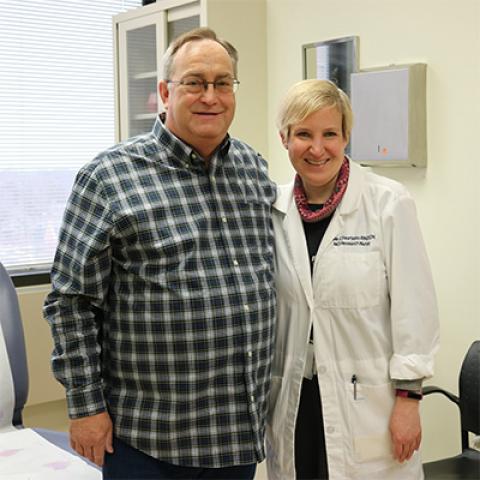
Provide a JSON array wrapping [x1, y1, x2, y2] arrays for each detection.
[[0, 0, 142, 275]]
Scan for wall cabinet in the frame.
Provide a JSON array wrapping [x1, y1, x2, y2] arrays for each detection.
[[114, 1, 201, 141], [113, 0, 268, 155]]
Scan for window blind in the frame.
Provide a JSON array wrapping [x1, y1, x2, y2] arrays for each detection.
[[0, 0, 141, 274]]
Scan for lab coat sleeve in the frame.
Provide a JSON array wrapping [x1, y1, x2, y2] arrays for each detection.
[[383, 191, 440, 380]]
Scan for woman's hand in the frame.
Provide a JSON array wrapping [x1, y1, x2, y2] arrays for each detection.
[[389, 396, 421, 462]]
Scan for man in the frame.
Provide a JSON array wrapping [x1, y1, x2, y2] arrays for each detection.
[[44, 28, 276, 479]]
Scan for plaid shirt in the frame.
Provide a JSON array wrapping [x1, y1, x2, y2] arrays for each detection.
[[44, 117, 276, 468]]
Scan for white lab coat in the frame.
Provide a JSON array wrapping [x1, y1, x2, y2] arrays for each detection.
[[266, 160, 439, 480]]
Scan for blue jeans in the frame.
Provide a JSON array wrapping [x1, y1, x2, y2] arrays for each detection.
[[103, 437, 257, 479]]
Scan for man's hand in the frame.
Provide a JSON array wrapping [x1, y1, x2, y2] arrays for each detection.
[[70, 411, 114, 467], [389, 396, 421, 462]]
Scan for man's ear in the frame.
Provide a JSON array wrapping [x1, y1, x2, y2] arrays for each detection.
[[159, 81, 169, 110]]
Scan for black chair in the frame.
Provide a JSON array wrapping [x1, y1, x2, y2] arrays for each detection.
[[423, 340, 480, 479]]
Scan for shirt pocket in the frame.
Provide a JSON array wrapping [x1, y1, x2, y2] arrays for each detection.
[[345, 380, 395, 463], [317, 251, 382, 308]]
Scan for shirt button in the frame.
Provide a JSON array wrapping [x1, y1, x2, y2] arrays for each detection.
[[250, 395, 255, 402], [326, 426, 335, 434], [222, 217, 227, 223], [233, 259, 239, 266], [211, 177, 216, 183], [318, 366, 327, 375], [191, 153, 197, 159], [247, 351, 252, 357], [244, 305, 250, 312]]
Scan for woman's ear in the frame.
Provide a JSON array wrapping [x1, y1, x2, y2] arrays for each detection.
[[279, 132, 288, 149]]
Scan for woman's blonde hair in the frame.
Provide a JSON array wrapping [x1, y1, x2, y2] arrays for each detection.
[[278, 79, 353, 142]]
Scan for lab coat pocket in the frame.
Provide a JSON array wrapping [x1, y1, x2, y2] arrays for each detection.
[[346, 381, 395, 463], [318, 251, 382, 308]]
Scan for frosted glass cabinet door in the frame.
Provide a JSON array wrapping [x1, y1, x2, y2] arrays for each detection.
[[126, 24, 158, 137], [118, 12, 166, 140], [167, 14, 200, 43]]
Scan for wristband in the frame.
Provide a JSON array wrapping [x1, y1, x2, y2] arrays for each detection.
[[395, 389, 423, 400]]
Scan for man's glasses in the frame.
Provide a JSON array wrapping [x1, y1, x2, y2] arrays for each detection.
[[167, 76, 240, 95]]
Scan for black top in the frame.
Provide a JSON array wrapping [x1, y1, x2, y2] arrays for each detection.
[[302, 204, 334, 275], [297, 204, 332, 478], [302, 205, 334, 344]]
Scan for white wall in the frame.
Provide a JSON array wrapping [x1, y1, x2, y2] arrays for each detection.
[[266, 0, 480, 462], [17, 285, 64, 406], [205, 0, 268, 156]]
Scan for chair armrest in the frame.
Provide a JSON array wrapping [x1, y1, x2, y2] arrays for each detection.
[[422, 385, 460, 406]]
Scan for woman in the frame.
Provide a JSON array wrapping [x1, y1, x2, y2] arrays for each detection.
[[266, 80, 439, 480]]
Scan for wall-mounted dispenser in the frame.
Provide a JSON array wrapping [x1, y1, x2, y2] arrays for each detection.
[[350, 63, 427, 167]]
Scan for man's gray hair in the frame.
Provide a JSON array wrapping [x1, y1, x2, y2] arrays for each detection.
[[162, 27, 238, 80]]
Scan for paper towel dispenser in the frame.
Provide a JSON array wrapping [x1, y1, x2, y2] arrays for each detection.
[[350, 63, 427, 167]]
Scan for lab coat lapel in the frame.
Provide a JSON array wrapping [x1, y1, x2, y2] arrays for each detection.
[[315, 210, 344, 258], [273, 160, 363, 306], [316, 159, 363, 257], [274, 184, 314, 308]]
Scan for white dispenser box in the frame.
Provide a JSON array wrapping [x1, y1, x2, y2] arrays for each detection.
[[350, 63, 427, 167]]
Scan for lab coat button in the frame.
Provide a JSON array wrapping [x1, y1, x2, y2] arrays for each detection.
[[318, 366, 327, 374], [326, 426, 335, 434]]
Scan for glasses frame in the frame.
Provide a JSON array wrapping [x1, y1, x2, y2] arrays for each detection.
[[166, 78, 240, 94]]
